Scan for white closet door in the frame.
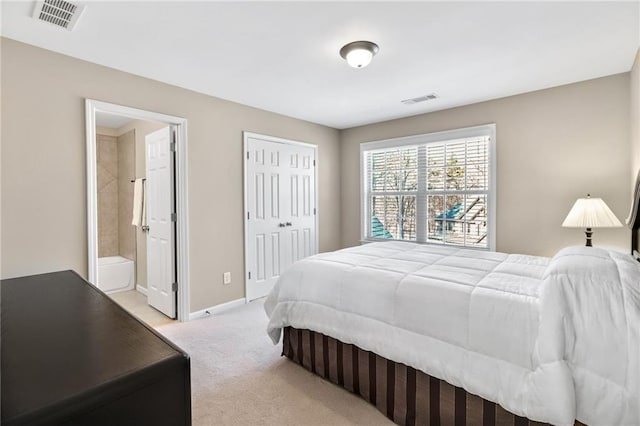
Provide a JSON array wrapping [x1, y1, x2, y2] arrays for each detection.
[[245, 135, 317, 301], [283, 145, 316, 265]]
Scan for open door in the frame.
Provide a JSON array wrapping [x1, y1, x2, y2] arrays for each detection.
[[145, 126, 177, 318]]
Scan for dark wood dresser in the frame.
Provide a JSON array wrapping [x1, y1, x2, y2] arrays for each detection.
[[1, 270, 191, 426]]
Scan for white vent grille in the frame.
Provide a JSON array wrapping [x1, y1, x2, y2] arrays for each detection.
[[32, 0, 85, 31], [401, 93, 438, 105]]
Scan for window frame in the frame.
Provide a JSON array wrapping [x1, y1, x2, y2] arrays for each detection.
[[360, 124, 497, 251]]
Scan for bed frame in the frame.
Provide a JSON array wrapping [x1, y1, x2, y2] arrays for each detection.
[[283, 327, 585, 426], [281, 174, 640, 425], [629, 169, 640, 260]]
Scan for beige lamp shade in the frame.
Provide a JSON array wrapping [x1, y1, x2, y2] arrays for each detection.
[[562, 195, 622, 228], [562, 195, 622, 247]]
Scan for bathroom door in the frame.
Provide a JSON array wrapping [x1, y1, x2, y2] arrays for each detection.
[[145, 126, 176, 318]]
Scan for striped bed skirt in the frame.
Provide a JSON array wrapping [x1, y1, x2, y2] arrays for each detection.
[[282, 327, 585, 426]]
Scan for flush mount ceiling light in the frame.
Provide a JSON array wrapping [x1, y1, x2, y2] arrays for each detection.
[[339, 41, 379, 68]]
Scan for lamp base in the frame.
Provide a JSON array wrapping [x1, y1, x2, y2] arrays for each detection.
[[585, 227, 593, 247]]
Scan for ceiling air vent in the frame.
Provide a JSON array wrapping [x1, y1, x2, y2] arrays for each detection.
[[401, 93, 438, 105], [32, 0, 85, 31]]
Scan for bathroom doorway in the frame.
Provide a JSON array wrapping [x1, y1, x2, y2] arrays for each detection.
[[85, 100, 190, 323]]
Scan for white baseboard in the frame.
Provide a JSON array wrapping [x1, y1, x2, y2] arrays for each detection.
[[136, 285, 148, 296], [189, 298, 246, 320]]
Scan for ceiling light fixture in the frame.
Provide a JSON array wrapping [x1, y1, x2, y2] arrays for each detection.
[[339, 41, 379, 69]]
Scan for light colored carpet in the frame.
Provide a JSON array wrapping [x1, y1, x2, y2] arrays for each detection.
[[155, 299, 392, 426]]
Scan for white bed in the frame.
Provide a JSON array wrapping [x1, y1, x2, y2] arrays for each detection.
[[265, 241, 640, 426]]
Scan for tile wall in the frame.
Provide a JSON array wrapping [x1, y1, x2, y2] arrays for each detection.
[[117, 130, 136, 260], [97, 130, 136, 262], [97, 134, 119, 257]]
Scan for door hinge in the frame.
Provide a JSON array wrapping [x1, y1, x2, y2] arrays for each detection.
[[314, 208, 316, 215], [171, 213, 177, 222], [248, 271, 251, 280], [313, 160, 316, 167], [171, 282, 178, 292], [246, 151, 249, 160], [247, 212, 250, 220]]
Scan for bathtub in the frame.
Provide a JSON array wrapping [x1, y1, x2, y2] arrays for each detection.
[[98, 256, 135, 293]]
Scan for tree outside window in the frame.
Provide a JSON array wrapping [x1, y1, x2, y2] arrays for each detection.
[[365, 134, 491, 249]]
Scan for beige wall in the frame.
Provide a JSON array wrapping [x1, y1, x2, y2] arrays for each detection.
[[1, 38, 341, 313], [1, 36, 633, 314], [631, 48, 640, 248], [340, 74, 631, 257], [631, 49, 640, 189]]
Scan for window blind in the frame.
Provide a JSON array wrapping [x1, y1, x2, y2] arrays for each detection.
[[366, 145, 419, 241], [362, 126, 494, 250]]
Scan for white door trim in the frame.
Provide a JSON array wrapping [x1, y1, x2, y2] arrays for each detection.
[[145, 127, 177, 318], [243, 132, 319, 302], [85, 99, 191, 322]]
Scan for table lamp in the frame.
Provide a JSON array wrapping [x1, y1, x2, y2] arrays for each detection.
[[562, 194, 622, 246]]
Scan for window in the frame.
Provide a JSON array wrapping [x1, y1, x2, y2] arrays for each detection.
[[361, 125, 495, 250]]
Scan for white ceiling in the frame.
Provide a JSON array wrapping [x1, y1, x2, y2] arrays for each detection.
[[2, 1, 639, 129], [95, 111, 132, 129]]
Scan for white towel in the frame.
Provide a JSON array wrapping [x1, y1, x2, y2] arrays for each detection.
[[131, 178, 145, 226], [141, 181, 147, 228]]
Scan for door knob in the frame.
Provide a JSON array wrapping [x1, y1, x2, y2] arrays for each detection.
[[278, 223, 286, 227], [286, 222, 292, 226]]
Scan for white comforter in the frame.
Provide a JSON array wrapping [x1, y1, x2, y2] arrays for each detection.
[[265, 242, 640, 425]]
